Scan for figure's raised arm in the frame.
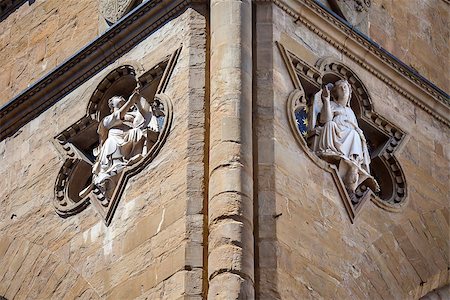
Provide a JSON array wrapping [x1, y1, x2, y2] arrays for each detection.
[[320, 83, 333, 124], [132, 80, 149, 115], [118, 88, 140, 119]]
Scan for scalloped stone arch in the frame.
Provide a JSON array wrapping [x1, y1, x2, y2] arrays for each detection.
[[87, 61, 166, 122], [315, 56, 375, 116], [87, 65, 138, 121]]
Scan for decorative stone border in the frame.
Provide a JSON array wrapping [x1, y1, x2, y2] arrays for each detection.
[[279, 42, 408, 222], [53, 48, 180, 225]]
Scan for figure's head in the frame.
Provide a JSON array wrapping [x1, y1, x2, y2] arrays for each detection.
[[108, 96, 126, 112], [331, 80, 352, 106]]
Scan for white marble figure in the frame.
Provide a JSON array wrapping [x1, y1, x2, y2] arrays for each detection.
[[80, 85, 159, 205], [312, 79, 378, 193]]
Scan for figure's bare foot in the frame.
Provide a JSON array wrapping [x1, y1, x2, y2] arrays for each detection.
[[345, 166, 359, 193]]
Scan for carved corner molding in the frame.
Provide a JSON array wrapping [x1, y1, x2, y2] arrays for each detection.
[[279, 42, 408, 222], [256, 0, 450, 127], [0, 0, 206, 142], [53, 48, 180, 225]]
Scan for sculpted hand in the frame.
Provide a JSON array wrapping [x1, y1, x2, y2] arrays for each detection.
[[322, 84, 330, 101], [124, 114, 134, 122], [130, 86, 141, 104], [134, 80, 142, 94]]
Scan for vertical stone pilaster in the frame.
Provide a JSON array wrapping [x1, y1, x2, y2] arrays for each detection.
[[208, 0, 254, 298]]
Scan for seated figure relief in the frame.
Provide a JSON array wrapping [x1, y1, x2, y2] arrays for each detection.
[[80, 83, 161, 206], [53, 60, 179, 224], [309, 79, 379, 195]]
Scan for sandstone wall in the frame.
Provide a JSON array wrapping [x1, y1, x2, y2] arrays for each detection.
[[255, 3, 449, 299], [316, 0, 449, 93], [0, 0, 99, 106], [369, 0, 449, 94], [0, 7, 206, 299]]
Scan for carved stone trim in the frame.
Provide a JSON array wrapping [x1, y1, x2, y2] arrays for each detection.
[[256, 0, 450, 126], [54, 158, 91, 218], [279, 42, 408, 222], [53, 48, 180, 225], [95, 92, 173, 225], [100, 0, 141, 24], [314, 57, 408, 209], [0, 0, 206, 141], [287, 89, 360, 222]]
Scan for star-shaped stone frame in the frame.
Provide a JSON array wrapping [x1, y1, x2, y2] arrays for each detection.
[[278, 42, 408, 222], [53, 48, 180, 225]]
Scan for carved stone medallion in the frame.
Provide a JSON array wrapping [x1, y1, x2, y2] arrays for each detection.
[[100, 0, 140, 23], [278, 42, 408, 223], [53, 48, 181, 225]]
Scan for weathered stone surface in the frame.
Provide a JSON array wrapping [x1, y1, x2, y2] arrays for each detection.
[[369, 0, 449, 93], [254, 2, 449, 299], [208, 0, 255, 297], [0, 0, 448, 299], [0, 0, 99, 105], [208, 272, 255, 300], [0, 5, 206, 299]]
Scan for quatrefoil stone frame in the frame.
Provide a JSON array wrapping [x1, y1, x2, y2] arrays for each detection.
[[278, 42, 408, 222], [53, 48, 180, 225]]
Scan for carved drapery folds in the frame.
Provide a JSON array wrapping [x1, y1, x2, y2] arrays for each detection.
[[312, 79, 379, 195], [53, 49, 180, 225], [279, 42, 407, 222]]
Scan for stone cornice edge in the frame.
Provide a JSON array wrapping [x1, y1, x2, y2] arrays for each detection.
[[0, 0, 26, 21], [256, 0, 450, 126], [0, 0, 206, 141]]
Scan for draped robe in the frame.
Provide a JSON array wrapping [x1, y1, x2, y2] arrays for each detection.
[[92, 109, 145, 186], [318, 101, 371, 173]]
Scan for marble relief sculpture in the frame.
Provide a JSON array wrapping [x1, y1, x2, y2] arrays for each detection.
[[54, 58, 178, 225], [311, 80, 379, 194], [80, 84, 160, 205], [280, 46, 407, 220]]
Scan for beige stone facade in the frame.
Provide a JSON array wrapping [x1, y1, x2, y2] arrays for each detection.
[[0, 0, 448, 299]]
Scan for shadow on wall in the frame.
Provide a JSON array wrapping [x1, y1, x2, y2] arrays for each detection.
[[0, 0, 36, 22], [420, 284, 450, 299]]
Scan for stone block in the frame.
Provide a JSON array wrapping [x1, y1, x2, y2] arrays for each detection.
[[209, 192, 253, 225], [185, 268, 203, 296], [208, 220, 253, 252], [0, 0, 99, 105], [209, 166, 253, 202], [208, 272, 254, 300], [208, 244, 254, 282], [3, 243, 43, 299]]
